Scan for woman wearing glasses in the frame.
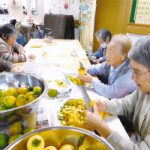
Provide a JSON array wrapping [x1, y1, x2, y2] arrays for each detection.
[[86, 36, 150, 150]]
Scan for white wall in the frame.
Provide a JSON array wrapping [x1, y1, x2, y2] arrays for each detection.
[[7, 0, 79, 24], [7, 0, 44, 24]]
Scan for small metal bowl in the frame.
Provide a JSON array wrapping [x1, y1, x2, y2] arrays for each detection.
[[5, 126, 115, 150], [0, 72, 47, 129]]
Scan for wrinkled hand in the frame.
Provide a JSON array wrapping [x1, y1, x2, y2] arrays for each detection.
[[11, 66, 22, 72], [86, 109, 112, 138], [78, 73, 93, 83], [96, 58, 103, 64], [28, 54, 36, 60], [93, 100, 107, 113], [86, 111, 103, 130]]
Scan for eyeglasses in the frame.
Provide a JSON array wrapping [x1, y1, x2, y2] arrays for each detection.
[[130, 67, 150, 79]]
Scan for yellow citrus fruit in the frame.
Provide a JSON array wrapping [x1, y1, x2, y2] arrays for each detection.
[[2, 96, 16, 108], [17, 87, 29, 95], [8, 134, 22, 144], [25, 92, 34, 99], [48, 89, 58, 98], [44, 146, 57, 150], [27, 135, 45, 150], [5, 87, 17, 97], [59, 144, 75, 150], [55, 80, 67, 88], [8, 121, 23, 135], [27, 95, 36, 103], [16, 94, 27, 107], [33, 86, 42, 95]]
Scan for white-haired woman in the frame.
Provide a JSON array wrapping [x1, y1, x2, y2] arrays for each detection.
[[79, 34, 136, 99], [86, 36, 150, 150]]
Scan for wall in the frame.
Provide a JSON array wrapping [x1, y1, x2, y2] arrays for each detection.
[[94, 0, 132, 51], [8, 0, 44, 24], [44, 0, 80, 20]]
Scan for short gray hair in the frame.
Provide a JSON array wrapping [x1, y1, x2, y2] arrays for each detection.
[[128, 36, 150, 70]]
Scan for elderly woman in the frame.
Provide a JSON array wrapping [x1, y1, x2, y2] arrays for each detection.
[[86, 36, 150, 150], [0, 24, 26, 63], [89, 29, 112, 64], [79, 34, 136, 99]]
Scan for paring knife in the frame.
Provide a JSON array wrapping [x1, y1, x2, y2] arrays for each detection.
[[80, 86, 93, 112], [79, 61, 85, 70]]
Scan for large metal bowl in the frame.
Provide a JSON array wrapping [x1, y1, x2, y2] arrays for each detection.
[[0, 72, 47, 129], [5, 126, 115, 150]]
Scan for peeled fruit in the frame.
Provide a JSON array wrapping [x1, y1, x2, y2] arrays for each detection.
[[59, 144, 75, 150], [8, 134, 22, 144], [8, 121, 23, 135], [89, 100, 111, 119], [48, 89, 58, 98], [17, 87, 28, 95], [16, 94, 27, 107], [33, 86, 42, 95], [55, 80, 67, 88], [2, 96, 16, 108], [44, 146, 57, 150], [0, 133, 9, 148], [5, 87, 17, 97], [89, 100, 97, 107], [67, 75, 84, 86], [27, 135, 45, 150], [78, 68, 86, 75]]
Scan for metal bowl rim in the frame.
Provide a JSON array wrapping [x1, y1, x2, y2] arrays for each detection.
[[5, 126, 115, 150], [0, 72, 47, 114]]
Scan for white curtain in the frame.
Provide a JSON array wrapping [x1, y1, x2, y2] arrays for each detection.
[[79, 0, 96, 51]]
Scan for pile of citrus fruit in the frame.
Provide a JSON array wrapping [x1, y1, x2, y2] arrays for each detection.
[[27, 135, 75, 150], [0, 86, 43, 111], [58, 99, 87, 128], [0, 121, 34, 149]]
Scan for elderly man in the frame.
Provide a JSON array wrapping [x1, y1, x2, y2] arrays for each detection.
[[86, 36, 150, 150], [79, 34, 136, 99]]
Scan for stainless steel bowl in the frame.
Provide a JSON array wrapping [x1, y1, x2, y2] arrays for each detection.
[[0, 72, 47, 129], [5, 126, 115, 150]]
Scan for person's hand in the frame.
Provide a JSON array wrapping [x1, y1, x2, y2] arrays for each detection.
[[96, 58, 103, 63], [86, 109, 112, 138], [89, 56, 97, 64], [93, 100, 107, 113], [78, 73, 93, 83], [28, 54, 36, 60], [11, 66, 22, 72], [18, 47, 25, 55], [85, 111, 103, 130]]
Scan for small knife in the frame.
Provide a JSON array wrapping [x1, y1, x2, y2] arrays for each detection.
[[79, 61, 85, 70], [80, 86, 93, 112]]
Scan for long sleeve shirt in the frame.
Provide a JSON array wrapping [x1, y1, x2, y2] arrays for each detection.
[[0, 38, 26, 63], [94, 47, 106, 62], [88, 60, 136, 99], [0, 58, 14, 72], [106, 90, 150, 150]]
